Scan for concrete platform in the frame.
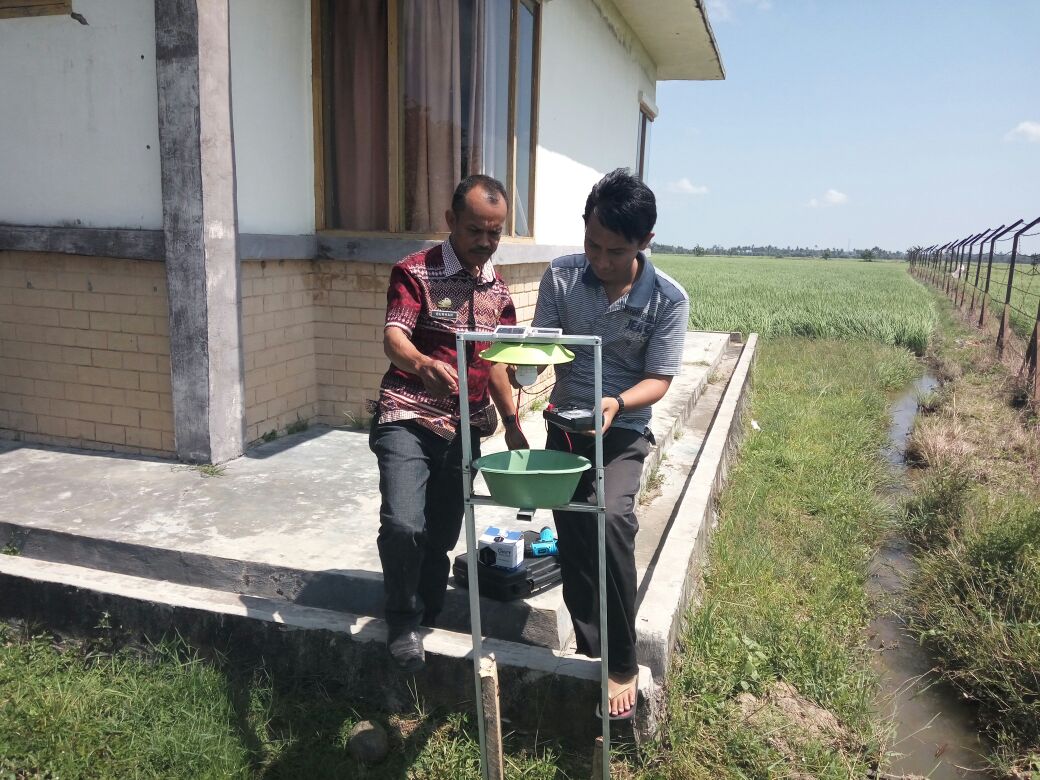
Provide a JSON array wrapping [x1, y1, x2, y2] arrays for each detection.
[[0, 331, 757, 739]]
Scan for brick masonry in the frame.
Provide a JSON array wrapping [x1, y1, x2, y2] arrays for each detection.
[[1, 252, 553, 455], [0, 252, 174, 456], [241, 260, 318, 444]]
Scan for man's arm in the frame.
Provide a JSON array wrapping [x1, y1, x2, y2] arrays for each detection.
[[383, 326, 459, 397], [597, 374, 673, 433], [488, 362, 529, 449]]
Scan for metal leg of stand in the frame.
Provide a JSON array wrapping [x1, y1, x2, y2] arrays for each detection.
[[594, 340, 610, 780], [457, 337, 490, 780]]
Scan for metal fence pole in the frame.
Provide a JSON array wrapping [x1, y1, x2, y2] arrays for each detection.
[[970, 226, 1004, 315], [982, 221, 1022, 328], [997, 216, 1040, 358], [959, 231, 986, 308]]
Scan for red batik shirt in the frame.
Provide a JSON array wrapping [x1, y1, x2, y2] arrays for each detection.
[[369, 240, 517, 439]]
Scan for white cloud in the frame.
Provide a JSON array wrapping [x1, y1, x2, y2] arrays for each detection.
[[666, 178, 709, 195], [707, 0, 772, 22], [706, 0, 733, 21], [1005, 120, 1040, 143], [808, 189, 848, 208]]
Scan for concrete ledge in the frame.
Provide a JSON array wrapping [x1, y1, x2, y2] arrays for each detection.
[[0, 224, 164, 261], [0, 519, 566, 649], [0, 553, 655, 743], [635, 334, 758, 681]]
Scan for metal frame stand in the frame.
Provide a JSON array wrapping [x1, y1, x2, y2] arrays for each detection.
[[456, 331, 611, 780]]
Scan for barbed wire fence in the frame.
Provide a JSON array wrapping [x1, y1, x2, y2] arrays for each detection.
[[908, 215, 1040, 403]]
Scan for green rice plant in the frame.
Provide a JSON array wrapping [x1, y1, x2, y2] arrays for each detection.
[[654, 256, 936, 353]]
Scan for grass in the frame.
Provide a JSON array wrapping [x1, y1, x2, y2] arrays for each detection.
[[644, 338, 918, 778], [0, 628, 251, 779], [654, 255, 936, 353], [0, 623, 573, 780], [901, 297, 1040, 773]]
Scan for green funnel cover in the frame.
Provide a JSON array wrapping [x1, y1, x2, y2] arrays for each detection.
[[479, 341, 575, 365]]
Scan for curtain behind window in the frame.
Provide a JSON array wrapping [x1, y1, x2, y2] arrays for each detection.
[[402, 0, 462, 232], [328, 0, 389, 231]]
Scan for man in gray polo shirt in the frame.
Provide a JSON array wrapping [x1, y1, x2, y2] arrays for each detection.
[[526, 168, 689, 719]]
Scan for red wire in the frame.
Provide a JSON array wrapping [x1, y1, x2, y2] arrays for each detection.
[[514, 385, 525, 438]]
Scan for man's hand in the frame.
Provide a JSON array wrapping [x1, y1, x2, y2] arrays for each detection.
[[504, 420, 529, 451], [416, 358, 459, 397], [574, 396, 621, 437]]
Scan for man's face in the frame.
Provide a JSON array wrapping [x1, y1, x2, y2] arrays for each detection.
[[584, 210, 652, 286], [445, 189, 508, 273]]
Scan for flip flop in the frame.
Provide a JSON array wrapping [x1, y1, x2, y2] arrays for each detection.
[[594, 679, 638, 721]]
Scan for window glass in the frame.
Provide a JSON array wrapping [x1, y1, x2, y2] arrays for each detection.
[[323, 0, 536, 236], [513, 0, 536, 236]]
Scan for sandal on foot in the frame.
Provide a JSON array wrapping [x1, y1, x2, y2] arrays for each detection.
[[595, 676, 638, 721]]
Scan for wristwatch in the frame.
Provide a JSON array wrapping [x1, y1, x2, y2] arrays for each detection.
[[503, 414, 518, 428], [612, 395, 625, 414]]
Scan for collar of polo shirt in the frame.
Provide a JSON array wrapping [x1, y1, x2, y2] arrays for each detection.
[[443, 238, 497, 284], [581, 251, 658, 313]]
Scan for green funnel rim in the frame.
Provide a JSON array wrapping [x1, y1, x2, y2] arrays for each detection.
[[479, 341, 575, 366]]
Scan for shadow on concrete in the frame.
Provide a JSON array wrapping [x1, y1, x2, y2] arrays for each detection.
[[0, 437, 173, 464], [242, 424, 364, 460]]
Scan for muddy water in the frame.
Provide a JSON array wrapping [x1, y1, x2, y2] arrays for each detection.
[[868, 373, 990, 778]]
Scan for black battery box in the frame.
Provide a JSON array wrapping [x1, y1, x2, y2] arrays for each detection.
[[452, 552, 562, 601], [543, 406, 595, 432]]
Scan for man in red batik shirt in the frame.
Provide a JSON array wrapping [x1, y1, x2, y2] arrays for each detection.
[[369, 175, 528, 672]]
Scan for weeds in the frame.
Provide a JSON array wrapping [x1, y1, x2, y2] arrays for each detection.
[[902, 296, 1040, 767]]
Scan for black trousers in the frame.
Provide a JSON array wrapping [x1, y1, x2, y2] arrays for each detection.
[[546, 424, 650, 678], [370, 420, 480, 636]]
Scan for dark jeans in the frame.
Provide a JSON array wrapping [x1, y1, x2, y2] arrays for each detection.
[[370, 420, 480, 636], [546, 424, 651, 679]]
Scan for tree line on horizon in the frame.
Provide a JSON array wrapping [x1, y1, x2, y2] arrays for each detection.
[[649, 242, 905, 261]]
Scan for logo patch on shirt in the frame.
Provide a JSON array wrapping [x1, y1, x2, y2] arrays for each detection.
[[624, 315, 654, 341], [431, 297, 458, 321]]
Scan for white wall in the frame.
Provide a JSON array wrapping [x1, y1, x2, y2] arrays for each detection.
[[229, 0, 314, 235], [0, 0, 162, 229], [533, 0, 657, 246]]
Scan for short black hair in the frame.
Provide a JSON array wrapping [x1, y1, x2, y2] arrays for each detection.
[[583, 168, 656, 244], [451, 174, 508, 214]]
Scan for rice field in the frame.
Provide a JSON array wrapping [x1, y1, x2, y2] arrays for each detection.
[[654, 255, 937, 354]]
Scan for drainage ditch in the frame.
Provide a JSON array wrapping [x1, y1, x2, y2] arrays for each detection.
[[868, 372, 989, 778]]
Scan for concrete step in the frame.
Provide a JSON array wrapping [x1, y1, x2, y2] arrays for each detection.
[[0, 552, 657, 744]]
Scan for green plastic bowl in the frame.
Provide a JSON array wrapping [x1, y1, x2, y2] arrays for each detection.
[[474, 449, 591, 509]]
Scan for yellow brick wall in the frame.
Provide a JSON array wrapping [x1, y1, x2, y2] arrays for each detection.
[[312, 261, 391, 427], [0, 251, 553, 456], [312, 260, 551, 427], [0, 252, 174, 455], [241, 260, 319, 444]]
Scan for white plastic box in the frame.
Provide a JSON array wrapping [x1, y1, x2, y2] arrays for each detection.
[[478, 527, 524, 569]]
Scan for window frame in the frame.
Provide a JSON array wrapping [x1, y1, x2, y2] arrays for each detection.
[[0, 0, 70, 20], [636, 91, 658, 182], [312, 0, 541, 240]]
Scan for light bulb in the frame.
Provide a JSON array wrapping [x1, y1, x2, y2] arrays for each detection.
[[514, 365, 538, 386]]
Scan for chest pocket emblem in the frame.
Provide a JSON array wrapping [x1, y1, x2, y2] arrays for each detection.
[[431, 297, 459, 321]]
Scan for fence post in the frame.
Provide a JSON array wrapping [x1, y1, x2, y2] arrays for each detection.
[[997, 216, 1040, 358], [959, 231, 985, 308], [970, 226, 1003, 315], [982, 221, 1022, 328]]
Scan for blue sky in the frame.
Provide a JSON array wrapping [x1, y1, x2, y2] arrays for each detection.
[[647, 0, 1040, 252]]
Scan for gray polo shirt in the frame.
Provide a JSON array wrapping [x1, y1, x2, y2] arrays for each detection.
[[531, 253, 690, 434]]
